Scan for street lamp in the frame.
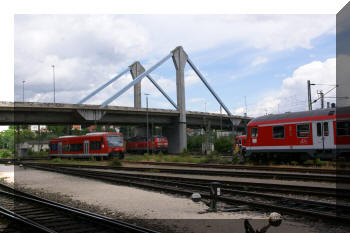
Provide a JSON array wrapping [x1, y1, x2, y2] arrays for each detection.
[[145, 93, 150, 155], [52, 65, 56, 103], [22, 80, 26, 102]]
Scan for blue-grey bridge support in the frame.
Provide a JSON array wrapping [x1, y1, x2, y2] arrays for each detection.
[[166, 46, 188, 153], [130, 61, 144, 109]]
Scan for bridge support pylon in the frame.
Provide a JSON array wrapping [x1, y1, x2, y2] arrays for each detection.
[[165, 46, 188, 154], [130, 61, 145, 109]]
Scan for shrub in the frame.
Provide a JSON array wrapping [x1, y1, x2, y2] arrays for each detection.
[[291, 161, 298, 166], [158, 151, 164, 156], [214, 137, 233, 154], [303, 160, 314, 166], [111, 157, 122, 166], [0, 149, 12, 158], [232, 155, 240, 164], [52, 158, 62, 163]]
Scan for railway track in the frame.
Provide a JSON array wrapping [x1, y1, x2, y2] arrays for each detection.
[[0, 183, 158, 233], [20, 161, 349, 183], [2, 158, 348, 175], [24, 163, 350, 224], [123, 161, 350, 175]]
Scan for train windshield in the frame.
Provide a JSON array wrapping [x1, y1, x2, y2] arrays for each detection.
[[106, 135, 123, 147]]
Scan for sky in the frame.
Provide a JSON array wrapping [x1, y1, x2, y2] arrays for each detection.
[[12, 14, 336, 119]]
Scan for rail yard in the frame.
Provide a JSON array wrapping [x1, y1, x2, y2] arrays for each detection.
[[0, 158, 349, 233]]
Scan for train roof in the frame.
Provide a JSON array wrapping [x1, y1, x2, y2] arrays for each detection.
[[249, 106, 350, 125]]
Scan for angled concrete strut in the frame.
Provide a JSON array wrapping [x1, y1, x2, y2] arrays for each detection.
[[146, 74, 178, 110], [77, 67, 130, 104], [187, 57, 237, 127], [101, 53, 173, 108]]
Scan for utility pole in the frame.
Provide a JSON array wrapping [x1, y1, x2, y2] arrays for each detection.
[[220, 105, 222, 131], [244, 96, 247, 117], [307, 80, 315, 111], [318, 90, 324, 109], [22, 80, 25, 102], [145, 93, 150, 155], [52, 65, 56, 103]]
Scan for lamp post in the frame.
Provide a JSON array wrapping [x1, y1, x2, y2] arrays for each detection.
[[145, 93, 150, 155], [22, 80, 25, 102], [52, 65, 56, 103]]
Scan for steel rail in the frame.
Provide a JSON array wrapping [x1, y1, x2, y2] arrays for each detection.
[[0, 206, 56, 233], [25, 162, 347, 183], [0, 183, 159, 233], [24, 164, 350, 223]]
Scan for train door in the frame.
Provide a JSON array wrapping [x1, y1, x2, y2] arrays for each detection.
[[84, 140, 89, 154], [313, 121, 333, 150], [58, 142, 62, 155]]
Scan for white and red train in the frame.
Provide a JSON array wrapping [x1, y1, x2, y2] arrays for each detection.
[[126, 136, 168, 153], [49, 132, 169, 159], [245, 106, 350, 159], [49, 132, 126, 159]]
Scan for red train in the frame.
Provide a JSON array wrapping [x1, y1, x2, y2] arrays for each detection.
[[126, 136, 168, 153], [245, 106, 350, 160], [49, 132, 125, 159]]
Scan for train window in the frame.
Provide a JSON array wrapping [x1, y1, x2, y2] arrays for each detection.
[[62, 144, 70, 152], [323, 122, 329, 136], [337, 121, 350, 136], [70, 143, 83, 152], [251, 127, 258, 137], [297, 124, 310, 138], [273, 126, 285, 139], [106, 135, 123, 147], [317, 123, 322, 136], [50, 143, 58, 152], [90, 141, 102, 150]]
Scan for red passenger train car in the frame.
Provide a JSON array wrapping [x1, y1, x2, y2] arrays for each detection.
[[49, 132, 125, 159], [126, 136, 168, 153], [245, 106, 350, 159]]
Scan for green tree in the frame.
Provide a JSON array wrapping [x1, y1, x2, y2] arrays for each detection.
[[187, 135, 203, 152], [214, 136, 233, 154]]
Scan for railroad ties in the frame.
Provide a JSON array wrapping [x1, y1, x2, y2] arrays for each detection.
[[23, 163, 350, 224], [0, 183, 158, 233]]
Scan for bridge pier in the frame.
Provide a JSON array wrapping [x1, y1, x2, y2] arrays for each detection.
[[130, 61, 145, 109], [167, 46, 188, 154]]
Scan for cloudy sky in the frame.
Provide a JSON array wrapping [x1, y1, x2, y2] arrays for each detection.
[[13, 14, 336, 117]]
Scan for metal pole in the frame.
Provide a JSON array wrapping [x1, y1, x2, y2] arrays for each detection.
[[145, 94, 150, 155], [320, 91, 324, 109], [307, 80, 312, 111], [101, 53, 173, 107], [78, 67, 130, 104], [52, 65, 55, 103], [22, 80, 25, 102], [220, 106, 222, 131]]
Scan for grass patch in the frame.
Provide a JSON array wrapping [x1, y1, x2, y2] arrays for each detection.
[[111, 157, 122, 167]]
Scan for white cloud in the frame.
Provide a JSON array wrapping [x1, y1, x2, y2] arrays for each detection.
[[242, 57, 336, 117], [251, 57, 268, 66], [13, 15, 335, 109], [185, 69, 200, 86], [189, 97, 205, 103]]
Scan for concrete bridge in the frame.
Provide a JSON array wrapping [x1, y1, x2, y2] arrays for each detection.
[[0, 102, 250, 129], [4, 46, 252, 153]]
